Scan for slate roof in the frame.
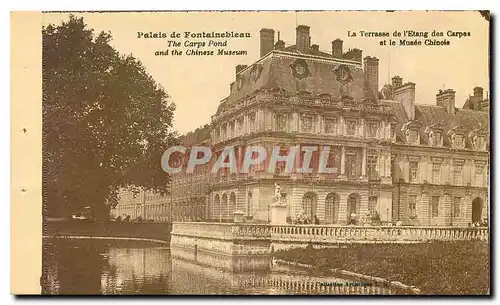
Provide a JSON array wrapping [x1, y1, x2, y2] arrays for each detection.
[[381, 99, 490, 146], [282, 45, 335, 58], [215, 45, 374, 115]]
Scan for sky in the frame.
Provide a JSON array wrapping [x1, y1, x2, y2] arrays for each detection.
[[43, 11, 490, 134]]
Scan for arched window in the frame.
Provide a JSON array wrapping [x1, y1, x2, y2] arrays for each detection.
[[213, 194, 220, 221], [347, 193, 360, 224], [472, 197, 484, 223], [247, 191, 253, 217], [302, 192, 318, 220], [221, 193, 228, 221], [325, 193, 340, 224], [229, 192, 237, 218]]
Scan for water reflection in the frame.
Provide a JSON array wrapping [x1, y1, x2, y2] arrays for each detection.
[[42, 238, 394, 295]]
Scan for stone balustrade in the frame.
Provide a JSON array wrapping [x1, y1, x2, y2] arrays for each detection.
[[172, 222, 488, 245], [172, 222, 271, 241], [270, 225, 489, 243], [172, 222, 235, 240], [171, 222, 488, 272]]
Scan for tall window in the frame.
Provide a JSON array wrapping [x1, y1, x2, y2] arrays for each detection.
[[275, 148, 288, 175], [390, 124, 395, 140], [248, 112, 256, 133], [275, 114, 287, 131], [453, 163, 463, 186], [369, 196, 378, 216], [325, 193, 339, 224], [302, 193, 316, 218], [229, 121, 235, 139], [453, 197, 461, 218], [346, 120, 357, 136], [368, 122, 379, 138], [346, 154, 356, 178], [409, 195, 417, 219], [432, 163, 441, 184], [410, 161, 418, 183], [301, 115, 313, 133], [431, 196, 440, 218], [238, 117, 245, 136], [367, 153, 378, 180], [221, 125, 227, 141], [324, 117, 337, 134], [476, 165, 484, 187]]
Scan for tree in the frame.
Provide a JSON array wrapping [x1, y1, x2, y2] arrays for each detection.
[[42, 15, 178, 220]]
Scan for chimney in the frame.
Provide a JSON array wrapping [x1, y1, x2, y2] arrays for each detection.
[[274, 40, 285, 50], [343, 48, 363, 62], [311, 44, 319, 52], [332, 39, 343, 58], [259, 28, 275, 57], [364, 56, 379, 99], [394, 82, 416, 120], [436, 89, 456, 115], [391, 76, 403, 89], [235, 64, 248, 77], [296, 25, 310, 53], [474, 86, 484, 101]]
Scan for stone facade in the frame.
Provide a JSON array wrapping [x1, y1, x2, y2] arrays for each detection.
[[112, 25, 489, 228]]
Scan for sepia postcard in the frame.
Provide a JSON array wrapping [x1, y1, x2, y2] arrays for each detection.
[[11, 10, 490, 295]]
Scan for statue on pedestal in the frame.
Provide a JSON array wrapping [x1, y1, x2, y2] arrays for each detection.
[[274, 183, 282, 204], [270, 183, 287, 225]]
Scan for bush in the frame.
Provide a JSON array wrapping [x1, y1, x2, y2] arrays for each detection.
[[275, 241, 489, 295]]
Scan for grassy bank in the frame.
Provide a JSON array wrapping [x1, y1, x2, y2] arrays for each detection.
[[274, 241, 489, 295], [44, 220, 172, 243]]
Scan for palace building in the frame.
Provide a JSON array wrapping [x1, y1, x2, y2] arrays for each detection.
[[111, 25, 489, 227]]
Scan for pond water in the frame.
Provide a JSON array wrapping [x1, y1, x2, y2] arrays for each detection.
[[42, 238, 394, 295]]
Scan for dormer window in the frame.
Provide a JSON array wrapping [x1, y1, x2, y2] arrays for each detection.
[[406, 129, 418, 144], [469, 128, 487, 151], [434, 132, 442, 146], [427, 131, 442, 146], [454, 134, 464, 148], [447, 126, 466, 149], [425, 124, 444, 147], [402, 120, 422, 145], [477, 136, 485, 150]]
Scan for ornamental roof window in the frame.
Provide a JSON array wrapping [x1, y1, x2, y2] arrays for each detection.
[[401, 120, 422, 145], [447, 125, 467, 149], [424, 123, 444, 147]]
